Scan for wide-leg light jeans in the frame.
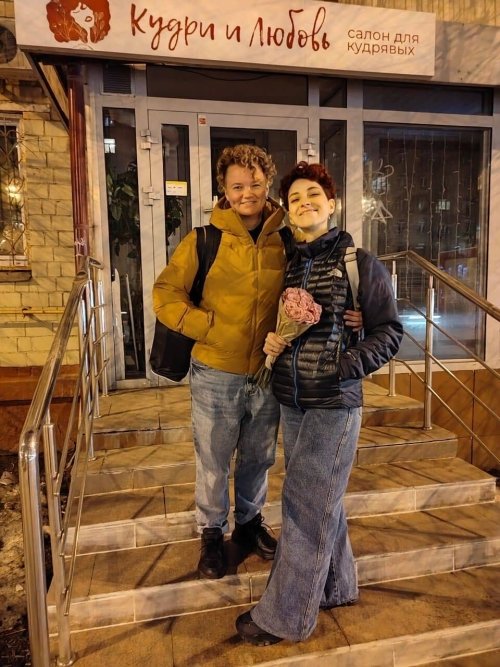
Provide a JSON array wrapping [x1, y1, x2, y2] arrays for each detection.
[[190, 359, 280, 533], [251, 404, 362, 641]]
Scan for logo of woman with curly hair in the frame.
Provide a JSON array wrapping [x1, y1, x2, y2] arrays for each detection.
[[46, 1, 111, 44]]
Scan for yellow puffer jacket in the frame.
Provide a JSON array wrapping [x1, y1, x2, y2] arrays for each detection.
[[153, 197, 287, 375]]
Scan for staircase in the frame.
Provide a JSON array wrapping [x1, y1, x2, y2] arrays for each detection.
[[50, 381, 500, 666]]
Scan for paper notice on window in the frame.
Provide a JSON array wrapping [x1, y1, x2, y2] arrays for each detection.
[[166, 181, 188, 196]]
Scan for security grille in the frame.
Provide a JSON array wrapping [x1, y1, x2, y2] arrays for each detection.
[[0, 121, 27, 267]]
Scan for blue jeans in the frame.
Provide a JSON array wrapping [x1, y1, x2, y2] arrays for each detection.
[[251, 405, 362, 641], [190, 359, 280, 532]]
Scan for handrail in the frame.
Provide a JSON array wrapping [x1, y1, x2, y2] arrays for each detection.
[[380, 250, 500, 467], [398, 298, 500, 382], [379, 250, 500, 322], [18, 247, 499, 667], [18, 257, 106, 667], [399, 328, 500, 465]]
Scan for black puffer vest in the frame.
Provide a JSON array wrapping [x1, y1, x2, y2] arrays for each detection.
[[272, 228, 358, 409]]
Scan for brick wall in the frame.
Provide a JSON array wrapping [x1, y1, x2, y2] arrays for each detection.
[[0, 4, 78, 454], [0, 1, 13, 19], [0, 82, 78, 368]]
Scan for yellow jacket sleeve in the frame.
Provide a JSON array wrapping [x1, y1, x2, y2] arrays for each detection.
[[152, 230, 214, 342]]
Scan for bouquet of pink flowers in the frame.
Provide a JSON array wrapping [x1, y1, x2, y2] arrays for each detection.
[[255, 287, 322, 387]]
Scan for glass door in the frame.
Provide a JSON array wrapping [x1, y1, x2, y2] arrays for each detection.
[[142, 111, 309, 383]]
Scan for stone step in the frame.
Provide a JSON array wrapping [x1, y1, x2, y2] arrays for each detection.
[[420, 649, 500, 666], [49, 564, 500, 667], [50, 566, 500, 666], [92, 382, 424, 450], [56, 637, 500, 667], [83, 424, 458, 497], [71, 457, 495, 553], [81, 441, 285, 495], [53, 501, 500, 631], [357, 423, 457, 464]]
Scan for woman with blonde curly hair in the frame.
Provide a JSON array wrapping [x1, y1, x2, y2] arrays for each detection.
[[153, 144, 287, 579]]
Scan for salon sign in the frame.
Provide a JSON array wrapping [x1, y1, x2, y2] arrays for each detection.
[[14, 1, 436, 76]]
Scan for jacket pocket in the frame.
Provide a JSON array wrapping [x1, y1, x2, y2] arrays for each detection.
[[317, 338, 341, 375]]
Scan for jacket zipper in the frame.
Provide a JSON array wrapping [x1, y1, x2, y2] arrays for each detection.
[[250, 242, 259, 373], [292, 258, 313, 409]]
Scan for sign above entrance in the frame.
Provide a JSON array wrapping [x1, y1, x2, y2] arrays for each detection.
[[14, 0, 436, 77]]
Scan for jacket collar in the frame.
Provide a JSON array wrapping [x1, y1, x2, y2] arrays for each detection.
[[295, 227, 354, 259]]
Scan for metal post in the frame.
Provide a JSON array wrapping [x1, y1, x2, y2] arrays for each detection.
[[85, 284, 97, 460], [19, 436, 51, 667], [43, 417, 75, 667], [87, 276, 100, 420], [79, 291, 95, 460], [124, 273, 139, 370], [424, 275, 435, 430], [97, 277, 108, 396], [388, 260, 398, 397], [67, 64, 90, 273]]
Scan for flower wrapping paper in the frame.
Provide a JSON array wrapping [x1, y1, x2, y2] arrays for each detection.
[[255, 287, 322, 387]]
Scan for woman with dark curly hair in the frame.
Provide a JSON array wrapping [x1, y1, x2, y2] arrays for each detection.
[[236, 162, 402, 645]]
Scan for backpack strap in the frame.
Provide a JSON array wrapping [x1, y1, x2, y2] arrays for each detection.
[[278, 225, 295, 261], [190, 225, 222, 304], [344, 246, 360, 310], [192, 224, 290, 302]]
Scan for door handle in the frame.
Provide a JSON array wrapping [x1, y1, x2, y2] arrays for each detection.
[[143, 192, 162, 206], [140, 130, 159, 150]]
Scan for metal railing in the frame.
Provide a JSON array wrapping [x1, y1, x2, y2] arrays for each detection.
[[17, 249, 499, 667], [18, 257, 108, 667], [380, 250, 500, 469]]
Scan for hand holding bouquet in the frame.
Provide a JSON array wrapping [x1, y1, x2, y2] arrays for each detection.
[[255, 287, 322, 388]]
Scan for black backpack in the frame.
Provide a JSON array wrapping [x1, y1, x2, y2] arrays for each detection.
[[150, 224, 294, 381], [150, 225, 221, 381]]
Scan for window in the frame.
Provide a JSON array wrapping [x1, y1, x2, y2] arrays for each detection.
[[318, 77, 347, 108], [320, 120, 346, 228], [363, 123, 489, 360], [0, 120, 28, 270], [363, 82, 493, 115], [146, 65, 308, 106]]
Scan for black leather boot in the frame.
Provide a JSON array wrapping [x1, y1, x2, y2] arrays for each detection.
[[232, 513, 276, 560], [236, 611, 283, 646], [198, 527, 227, 579]]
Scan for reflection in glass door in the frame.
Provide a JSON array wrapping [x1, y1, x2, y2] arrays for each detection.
[[161, 124, 192, 260], [103, 108, 144, 379], [320, 120, 346, 229], [363, 124, 488, 360]]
